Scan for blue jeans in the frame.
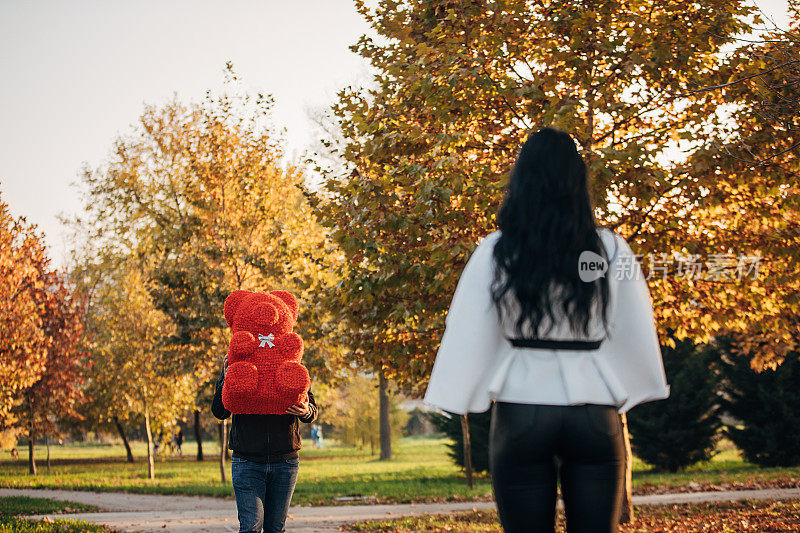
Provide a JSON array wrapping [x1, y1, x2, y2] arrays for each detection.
[[231, 455, 299, 533]]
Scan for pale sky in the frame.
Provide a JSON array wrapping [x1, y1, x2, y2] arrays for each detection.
[[0, 0, 792, 266]]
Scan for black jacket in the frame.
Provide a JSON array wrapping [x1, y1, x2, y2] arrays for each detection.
[[211, 369, 318, 462]]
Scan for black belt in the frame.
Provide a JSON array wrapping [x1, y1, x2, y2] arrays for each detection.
[[509, 338, 603, 350]]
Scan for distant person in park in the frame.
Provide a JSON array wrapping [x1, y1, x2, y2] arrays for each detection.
[[311, 424, 324, 449], [424, 128, 670, 533], [153, 430, 163, 455], [212, 359, 318, 533], [174, 428, 183, 456]]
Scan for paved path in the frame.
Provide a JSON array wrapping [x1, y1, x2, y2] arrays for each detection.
[[3, 487, 800, 532]]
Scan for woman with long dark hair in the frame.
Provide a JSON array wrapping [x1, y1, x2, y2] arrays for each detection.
[[424, 128, 669, 532]]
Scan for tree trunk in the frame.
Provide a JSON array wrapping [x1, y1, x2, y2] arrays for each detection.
[[619, 413, 634, 524], [28, 437, 36, 475], [113, 416, 135, 463], [45, 434, 50, 474], [27, 401, 36, 475], [379, 373, 392, 460], [219, 420, 227, 483], [460, 414, 474, 489], [144, 408, 155, 480], [194, 409, 203, 461]]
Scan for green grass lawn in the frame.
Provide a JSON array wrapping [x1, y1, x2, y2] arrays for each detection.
[[0, 496, 98, 516], [1, 437, 798, 505], [0, 496, 108, 533], [346, 500, 800, 532]]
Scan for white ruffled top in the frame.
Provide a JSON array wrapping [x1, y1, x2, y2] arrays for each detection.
[[423, 228, 670, 415]]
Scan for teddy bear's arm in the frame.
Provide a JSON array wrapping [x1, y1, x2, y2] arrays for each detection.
[[228, 331, 257, 364], [274, 332, 304, 363], [223, 331, 260, 410], [276, 360, 310, 414]]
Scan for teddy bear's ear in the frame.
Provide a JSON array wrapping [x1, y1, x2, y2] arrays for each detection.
[[224, 290, 252, 327], [270, 290, 299, 321]]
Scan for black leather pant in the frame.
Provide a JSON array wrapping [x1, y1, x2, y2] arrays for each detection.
[[489, 402, 625, 533]]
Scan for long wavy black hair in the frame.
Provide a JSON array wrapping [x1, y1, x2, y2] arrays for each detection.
[[491, 127, 610, 338]]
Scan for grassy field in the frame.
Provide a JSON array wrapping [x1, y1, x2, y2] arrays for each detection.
[[1, 437, 798, 505], [0, 496, 98, 516], [346, 500, 800, 532], [0, 496, 108, 533]]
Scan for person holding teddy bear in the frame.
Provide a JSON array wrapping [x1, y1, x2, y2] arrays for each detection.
[[212, 289, 318, 533]]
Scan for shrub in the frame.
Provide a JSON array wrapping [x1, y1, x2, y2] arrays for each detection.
[[428, 410, 491, 473], [0, 429, 20, 452], [627, 337, 722, 472], [403, 408, 438, 437], [717, 336, 800, 467]]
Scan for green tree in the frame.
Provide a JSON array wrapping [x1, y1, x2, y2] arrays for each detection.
[[717, 334, 800, 467], [429, 410, 491, 475], [627, 336, 722, 472]]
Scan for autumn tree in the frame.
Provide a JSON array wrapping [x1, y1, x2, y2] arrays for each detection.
[[694, 4, 798, 165], [680, 5, 800, 368], [14, 275, 88, 475], [318, 373, 407, 453], [317, 0, 757, 388], [72, 66, 342, 477], [0, 195, 51, 426], [66, 238, 143, 463], [0, 191, 90, 474], [76, 383, 140, 464], [313, 0, 774, 510], [83, 265, 196, 480]]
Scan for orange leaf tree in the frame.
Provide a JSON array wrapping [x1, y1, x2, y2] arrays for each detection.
[[13, 273, 89, 475], [314, 0, 761, 394], [311, 0, 791, 505], [678, 7, 800, 366], [71, 67, 344, 474], [0, 194, 52, 426], [1, 191, 90, 473]]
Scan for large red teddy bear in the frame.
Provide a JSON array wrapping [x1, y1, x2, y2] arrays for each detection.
[[221, 289, 310, 415]]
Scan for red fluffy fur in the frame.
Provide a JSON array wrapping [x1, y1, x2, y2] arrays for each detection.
[[221, 290, 310, 415]]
